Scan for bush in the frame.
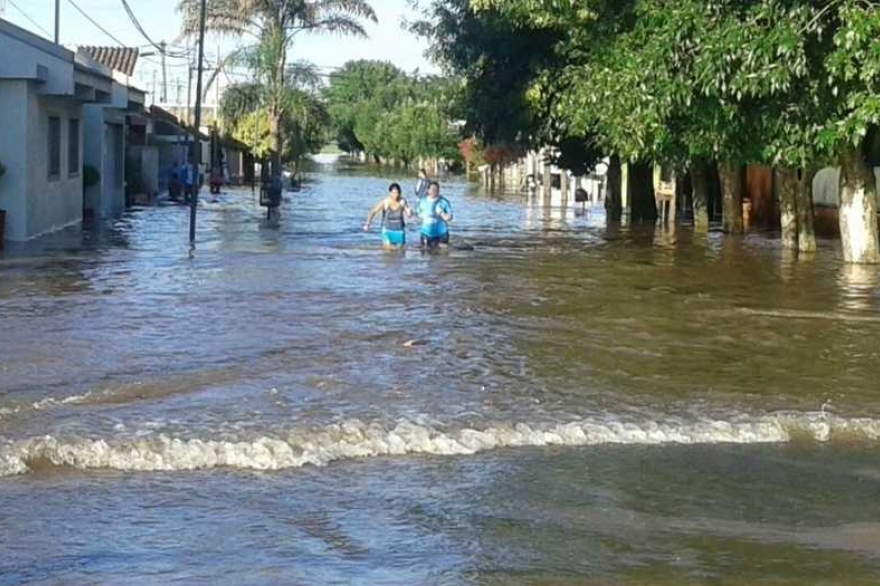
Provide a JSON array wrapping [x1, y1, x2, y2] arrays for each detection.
[[83, 164, 100, 189]]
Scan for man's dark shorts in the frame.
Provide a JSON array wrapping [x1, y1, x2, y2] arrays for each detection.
[[420, 233, 450, 248]]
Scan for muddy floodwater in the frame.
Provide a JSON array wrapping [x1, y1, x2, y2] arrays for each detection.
[[2, 160, 880, 585]]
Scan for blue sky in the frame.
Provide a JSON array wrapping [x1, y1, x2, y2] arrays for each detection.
[[2, 0, 438, 95]]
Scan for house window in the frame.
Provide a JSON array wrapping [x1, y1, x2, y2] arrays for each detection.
[[68, 119, 80, 177], [48, 116, 61, 180]]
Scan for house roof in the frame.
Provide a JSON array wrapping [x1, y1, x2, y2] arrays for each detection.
[[79, 46, 139, 77], [148, 105, 211, 141], [150, 105, 184, 126]]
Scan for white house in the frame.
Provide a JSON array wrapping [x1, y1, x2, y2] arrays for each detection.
[[0, 18, 111, 242]]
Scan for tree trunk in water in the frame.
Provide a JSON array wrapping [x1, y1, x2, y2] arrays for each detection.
[[776, 167, 799, 250], [839, 145, 880, 264], [270, 112, 283, 182], [719, 162, 744, 233], [796, 168, 817, 253], [605, 155, 622, 222], [628, 160, 657, 223], [691, 162, 710, 232]]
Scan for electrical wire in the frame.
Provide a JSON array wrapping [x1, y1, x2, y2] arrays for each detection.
[[7, 0, 53, 38], [67, 0, 127, 46], [119, 0, 192, 58], [65, 0, 162, 66]]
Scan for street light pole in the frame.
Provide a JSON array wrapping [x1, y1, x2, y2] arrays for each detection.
[[54, 0, 60, 44], [189, 0, 207, 243]]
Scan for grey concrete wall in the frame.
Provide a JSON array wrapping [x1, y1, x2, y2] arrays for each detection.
[[83, 105, 126, 218], [0, 19, 74, 96], [0, 80, 30, 241], [83, 105, 104, 215], [26, 93, 84, 239], [127, 146, 159, 195]]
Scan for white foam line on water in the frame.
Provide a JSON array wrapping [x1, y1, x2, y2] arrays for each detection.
[[2, 412, 879, 478], [0, 392, 94, 419], [31, 392, 93, 410]]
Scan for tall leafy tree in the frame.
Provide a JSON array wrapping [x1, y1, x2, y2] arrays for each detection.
[[325, 61, 461, 167], [325, 60, 405, 154], [411, 0, 561, 156]]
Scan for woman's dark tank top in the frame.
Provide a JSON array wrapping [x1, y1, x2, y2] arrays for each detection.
[[382, 201, 406, 231]]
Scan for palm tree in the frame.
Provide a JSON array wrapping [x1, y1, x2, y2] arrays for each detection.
[[179, 0, 376, 181], [219, 60, 328, 178]]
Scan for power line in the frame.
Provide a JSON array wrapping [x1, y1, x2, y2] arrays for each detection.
[[65, 0, 162, 67], [119, 0, 192, 58], [7, 0, 52, 38], [67, 0, 126, 46]]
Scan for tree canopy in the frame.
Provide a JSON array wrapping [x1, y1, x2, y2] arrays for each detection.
[[325, 60, 462, 166]]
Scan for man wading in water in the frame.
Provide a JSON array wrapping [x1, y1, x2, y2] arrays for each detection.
[[363, 183, 412, 249], [417, 181, 453, 250]]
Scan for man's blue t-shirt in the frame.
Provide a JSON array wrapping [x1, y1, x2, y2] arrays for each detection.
[[418, 196, 452, 237]]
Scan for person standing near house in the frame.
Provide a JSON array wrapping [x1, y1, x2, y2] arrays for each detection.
[[417, 181, 453, 249], [209, 166, 224, 195], [168, 161, 182, 201], [414, 169, 430, 202]]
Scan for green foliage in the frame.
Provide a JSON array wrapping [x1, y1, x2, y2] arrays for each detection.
[[325, 60, 405, 153], [83, 165, 100, 189], [413, 0, 609, 173], [220, 79, 328, 164], [427, 0, 880, 175], [411, 0, 561, 148], [325, 60, 462, 166]]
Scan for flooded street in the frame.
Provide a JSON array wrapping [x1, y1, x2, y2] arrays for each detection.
[[2, 161, 880, 585]]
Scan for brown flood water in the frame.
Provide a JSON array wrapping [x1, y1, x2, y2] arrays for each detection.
[[1, 161, 880, 584]]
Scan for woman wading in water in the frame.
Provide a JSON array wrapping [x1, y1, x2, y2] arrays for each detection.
[[363, 183, 413, 249]]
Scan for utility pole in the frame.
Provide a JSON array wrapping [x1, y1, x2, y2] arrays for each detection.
[[54, 0, 60, 44], [215, 46, 221, 112], [189, 0, 207, 243], [160, 41, 168, 103], [186, 61, 193, 124]]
